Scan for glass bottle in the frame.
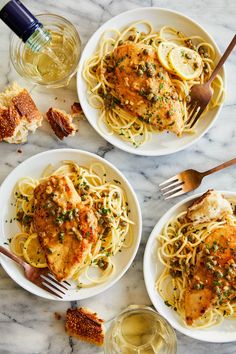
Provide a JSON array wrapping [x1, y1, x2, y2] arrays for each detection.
[[0, 1, 81, 87], [0, 0, 51, 52]]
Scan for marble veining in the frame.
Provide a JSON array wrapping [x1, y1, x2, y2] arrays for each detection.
[[0, 0, 236, 353]]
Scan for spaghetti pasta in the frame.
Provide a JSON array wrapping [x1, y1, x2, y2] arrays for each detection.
[[156, 203, 236, 328], [11, 161, 134, 287], [83, 21, 224, 147]]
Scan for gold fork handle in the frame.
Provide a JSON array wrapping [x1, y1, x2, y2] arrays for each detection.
[[0, 245, 28, 269], [208, 34, 236, 86], [202, 157, 236, 177]]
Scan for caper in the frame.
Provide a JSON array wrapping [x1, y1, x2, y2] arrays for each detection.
[[185, 53, 192, 59], [128, 35, 135, 41], [120, 220, 127, 227], [103, 227, 111, 235], [98, 218, 105, 225], [147, 93, 154, 101], [137, 69, 144, 76], [152, 95, 159, 103]]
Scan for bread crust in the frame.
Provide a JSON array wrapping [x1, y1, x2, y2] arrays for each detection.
[[12, 89, 42, 123], [71, 102, 83, 117], [0, 83, 42, 143], [65, 307, 105, 346], [0, 106, 21, 141], [46, 108, 76, 140]]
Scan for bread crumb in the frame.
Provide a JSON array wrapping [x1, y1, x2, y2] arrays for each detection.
[[71, 102, 83, 117], [46, 107, 76, 140], [54, 312, 61, 320]]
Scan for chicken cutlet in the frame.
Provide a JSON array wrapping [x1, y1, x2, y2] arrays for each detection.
[[33, 175, 98, 281], [104, 42, 184, 135], [185, 225, 236, 325]]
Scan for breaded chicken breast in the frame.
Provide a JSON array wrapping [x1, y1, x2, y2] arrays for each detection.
[[104, 43, 184, 135], [185, 225, 236, 325], [33, 175, 98, 281]]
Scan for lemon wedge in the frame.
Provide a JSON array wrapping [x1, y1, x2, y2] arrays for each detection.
[[157, 41, 177, 72], [168, 46, 203, 80], [23, 233, 47, 268], [10, 233, 29, 257]]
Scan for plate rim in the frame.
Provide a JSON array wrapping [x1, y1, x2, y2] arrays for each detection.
[[0, 148, 142, 301], [77, 6, 226, 156], [143, 190, 236, 343]]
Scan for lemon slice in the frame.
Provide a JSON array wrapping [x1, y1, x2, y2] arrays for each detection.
[[168, 46, 203, 80], [10, 233, 29, 257], [157, 41, 177, 72], [23, 233, 47, 268]]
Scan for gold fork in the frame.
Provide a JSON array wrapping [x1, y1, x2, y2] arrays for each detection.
[[159, 157, 236, 200], [0, 246, 70, 299], [186, 35, 236, 128]]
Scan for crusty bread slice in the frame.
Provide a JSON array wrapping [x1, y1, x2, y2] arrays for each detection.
[[46, 107, 76, 140], [0, 82, 42, 143], [186, 189, 233, 224], [65, 307, 105, 346]]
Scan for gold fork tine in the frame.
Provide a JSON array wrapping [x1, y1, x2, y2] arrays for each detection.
[[63, 280, 71, 286], [159, 175, 179, 187], [160, 179, 184, 191], [40, 282, 64, 299], [163, 183, 184, 196], [46, 273, 70, 290], [165, 188, 186, 200], [186, 102, 200, 126], [41, 276, 66, 295], [189, 105, 207, 129]]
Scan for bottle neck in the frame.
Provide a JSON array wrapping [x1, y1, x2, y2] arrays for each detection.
[[0, 0, 51, 52], [26, 26, 51, 52]]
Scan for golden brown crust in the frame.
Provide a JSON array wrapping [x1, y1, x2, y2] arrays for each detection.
[[65, 308, 105, 346], [185, 225, 236, 325], [46, 108, 76, 140], [186, 189, 232, 224], [33, 175, 98, 281], [104, 43, 184, 135], [0, 106, 21, 141], [71, 102, 83, 116], [0, 84, 42, 142], [12, 89, 41, 123], [187, 189, 213, 212]]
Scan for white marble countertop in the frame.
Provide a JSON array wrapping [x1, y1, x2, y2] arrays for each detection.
[[0, 0, 236, 353]]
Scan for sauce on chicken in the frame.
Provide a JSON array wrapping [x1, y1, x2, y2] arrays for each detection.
[[33, 175, 98, 281], [185, 225, 236, 325], [103, 42, 184, 135]]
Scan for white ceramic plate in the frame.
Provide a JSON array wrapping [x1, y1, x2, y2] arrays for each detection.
[[77, 7, 225, 156], [0, 149, 142, 301], [144, 191, 236, 342]]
